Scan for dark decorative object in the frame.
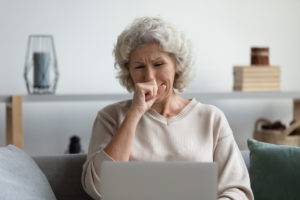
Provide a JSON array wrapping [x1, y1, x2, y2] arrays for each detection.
[[251, 47, 269, 65], [24, 35, 59, 94], [261, 120, 286, 130], [67, 135, 83, 154]]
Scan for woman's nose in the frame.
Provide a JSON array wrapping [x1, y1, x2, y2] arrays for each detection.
[[144, 67, 155, 81]]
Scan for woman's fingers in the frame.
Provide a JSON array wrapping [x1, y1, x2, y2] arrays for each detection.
[[145, 84, 166, 106], [146, 83, 166, 103], [157, 83, 166, 96], [136, 80, 158, 101], [143, 80, 158, 99], [132, 80, 166, 114]]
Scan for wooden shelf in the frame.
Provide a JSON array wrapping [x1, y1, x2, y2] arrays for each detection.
[[2, 91, 300, 148], [1, 91, 300, 103]]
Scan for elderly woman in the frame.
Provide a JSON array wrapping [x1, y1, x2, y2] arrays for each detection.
[[82, 17, 254, 200]]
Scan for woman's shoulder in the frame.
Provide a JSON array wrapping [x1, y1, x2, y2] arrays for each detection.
[[194, 99, 232, 138], [97, 99, 132, 121], [194, 100, 226, 118]]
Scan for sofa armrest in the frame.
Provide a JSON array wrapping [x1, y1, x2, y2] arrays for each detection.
[[32, 154, 92, 200]]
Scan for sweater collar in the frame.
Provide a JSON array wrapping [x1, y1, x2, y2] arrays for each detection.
[[145, 98, 198, 125]]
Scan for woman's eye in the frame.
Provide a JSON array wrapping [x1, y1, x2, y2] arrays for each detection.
[[135, 65, 144, 69], [154, 63, 163, 67]]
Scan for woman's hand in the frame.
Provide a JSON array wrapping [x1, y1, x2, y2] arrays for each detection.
[[129, 79, 166, 116], [104, 80, 165, 161]]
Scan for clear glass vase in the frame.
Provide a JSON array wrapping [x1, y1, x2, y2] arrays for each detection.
[[24, 35, 59, 94]]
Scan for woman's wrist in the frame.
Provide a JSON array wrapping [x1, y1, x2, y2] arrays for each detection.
[[127, 106, 144, 121]]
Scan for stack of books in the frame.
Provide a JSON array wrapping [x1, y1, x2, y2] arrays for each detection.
[[233, 65, 281, 91]]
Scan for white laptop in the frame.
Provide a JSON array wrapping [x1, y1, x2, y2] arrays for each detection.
[[101, 161, 217, 200]]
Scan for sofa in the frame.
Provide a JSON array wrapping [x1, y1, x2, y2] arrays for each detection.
[[3, 137, 300, 200], [32, 154, 93, 200], [32, 151, 251, 200], [4, 138, 300, 200]]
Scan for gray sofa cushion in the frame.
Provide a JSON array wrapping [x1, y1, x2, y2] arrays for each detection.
[[0, 145, 57, 200], [33, 154, 93, 200]]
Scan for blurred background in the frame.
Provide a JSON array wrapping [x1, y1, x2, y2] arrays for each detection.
[[0, 0, 299, 155]]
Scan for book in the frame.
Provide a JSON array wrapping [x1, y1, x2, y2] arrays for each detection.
[[233, 86, 280, 92], [233, 65, 280, 73], [234, 71, 280, 76], [234, 74, 280, 80], [234, 67, 280, 81], [234, 82, 280, 88], [234, 77, 280, 83], [232, 65, 281, 91]]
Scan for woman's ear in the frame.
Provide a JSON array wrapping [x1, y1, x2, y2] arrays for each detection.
[[174, 72, 179, 85]]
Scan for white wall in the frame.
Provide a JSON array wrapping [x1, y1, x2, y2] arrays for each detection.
[[0, 0, 299, 155]]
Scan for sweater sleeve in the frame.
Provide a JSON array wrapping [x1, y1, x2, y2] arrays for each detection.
[[213, 110, 254, 200], [81, 111, 117, 200]]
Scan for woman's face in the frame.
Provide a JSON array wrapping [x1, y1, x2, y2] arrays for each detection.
[[128, 43, 176, 98]]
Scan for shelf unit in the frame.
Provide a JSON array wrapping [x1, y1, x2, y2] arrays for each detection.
[[1, 91, 300, 148]]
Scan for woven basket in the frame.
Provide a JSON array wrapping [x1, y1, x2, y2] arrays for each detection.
[[253, 118, 300, 147]]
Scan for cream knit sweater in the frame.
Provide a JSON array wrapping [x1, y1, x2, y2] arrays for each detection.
[[82, 98, 254, 200]]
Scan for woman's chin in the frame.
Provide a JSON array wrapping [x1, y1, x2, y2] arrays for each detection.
[[155, 92, 169, 104]]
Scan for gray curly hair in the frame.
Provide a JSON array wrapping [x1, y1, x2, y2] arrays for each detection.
[[113, 16, 193, 92]]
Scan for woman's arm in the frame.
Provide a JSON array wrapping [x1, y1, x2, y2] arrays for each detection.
[[81, 107, 142, 200], [212, 108, 254, 200], [215, 134, 254, 200], [82, 80, 165, 199], [104, 80, 165, 161], [103, 108, 142, 161]]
